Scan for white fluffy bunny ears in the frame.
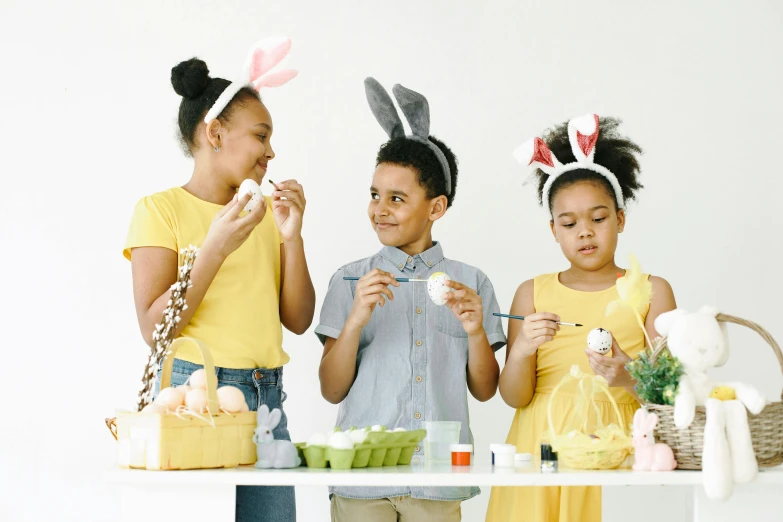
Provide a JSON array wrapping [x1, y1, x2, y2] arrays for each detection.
[[203, 36, 297, 124], [512, 114, 625, 210], [364, 78, 452, 196]]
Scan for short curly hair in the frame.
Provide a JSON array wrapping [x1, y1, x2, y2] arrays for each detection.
[[376, 136, 459, 208]]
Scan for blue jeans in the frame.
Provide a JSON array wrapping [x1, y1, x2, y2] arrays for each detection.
[[155, 359, 296, 522]]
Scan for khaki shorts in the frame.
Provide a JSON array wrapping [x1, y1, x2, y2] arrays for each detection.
[[331, 495, 462, 522]]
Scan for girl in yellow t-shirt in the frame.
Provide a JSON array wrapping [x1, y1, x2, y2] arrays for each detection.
[[486, 115, 677, 522], [124, 47, 314, 522]]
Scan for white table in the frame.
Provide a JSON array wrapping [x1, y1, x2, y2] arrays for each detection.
[[107, 462, 783, 522]]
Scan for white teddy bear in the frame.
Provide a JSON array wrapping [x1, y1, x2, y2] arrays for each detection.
[[655, 306, 767, 500]]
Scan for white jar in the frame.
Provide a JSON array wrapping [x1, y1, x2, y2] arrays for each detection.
[[493, 444, 516, 467]]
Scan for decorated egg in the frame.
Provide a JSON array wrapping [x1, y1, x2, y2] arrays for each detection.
[[427, 272, 452, 306], [238, 178, 263, 213], [587, 327, 613, 355]]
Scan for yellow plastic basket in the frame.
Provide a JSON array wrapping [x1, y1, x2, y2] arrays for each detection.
[[115, 337, 256, 470]]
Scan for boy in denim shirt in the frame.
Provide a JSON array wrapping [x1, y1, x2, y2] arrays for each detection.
[[315, 78, 506, 522]]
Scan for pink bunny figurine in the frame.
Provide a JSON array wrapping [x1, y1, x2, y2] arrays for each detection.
[[632, 408, 677, 471]]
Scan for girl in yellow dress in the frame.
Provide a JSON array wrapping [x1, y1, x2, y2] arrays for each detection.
[[486, 114, 677, 522]]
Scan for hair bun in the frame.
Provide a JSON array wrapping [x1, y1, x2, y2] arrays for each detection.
[[171, 58, 211, 99]]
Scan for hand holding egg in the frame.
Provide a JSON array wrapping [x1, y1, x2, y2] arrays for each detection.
[[584, 329, 634, 389], [433, 275, 484, 336], [587, 328, 613, 355], [238, 179, 264, 213]]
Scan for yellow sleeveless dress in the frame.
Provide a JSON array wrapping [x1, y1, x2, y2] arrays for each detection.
[[485, 273, 648, 522]]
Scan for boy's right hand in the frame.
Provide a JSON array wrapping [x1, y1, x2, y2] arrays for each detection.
[[203, 192, 267, 260], [346, 269, 400, 329], [510, 312, 560, 359]]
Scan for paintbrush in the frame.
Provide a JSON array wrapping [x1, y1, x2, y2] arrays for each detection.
[[343, 277, 427, 282], [493, 312, 582, 327]]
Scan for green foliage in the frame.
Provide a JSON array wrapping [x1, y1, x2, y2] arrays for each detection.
[[626, 344, 683, 406]]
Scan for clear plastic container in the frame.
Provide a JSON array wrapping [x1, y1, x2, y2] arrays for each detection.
[[423, 421, 461, 462]]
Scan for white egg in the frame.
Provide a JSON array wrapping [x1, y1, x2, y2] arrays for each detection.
[[370, 425, 385, 432], [349, 430, 368, 444], [306, 433, 328, 447], [393, 427, 407, 432], [587, 327, 613, 355], [427, 272, 452, 306], [328, 431, 354, 450], [238, 179, 263, 212]]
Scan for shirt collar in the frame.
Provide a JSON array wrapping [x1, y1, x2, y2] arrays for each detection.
[[379, 242, 445, 273]]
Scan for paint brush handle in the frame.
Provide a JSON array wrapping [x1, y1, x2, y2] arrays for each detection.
[[343, 277, 427, 282], [492, 313, 582, 327]]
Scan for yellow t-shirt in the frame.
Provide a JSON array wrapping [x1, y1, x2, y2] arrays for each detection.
[[124, 187, 287, 369]]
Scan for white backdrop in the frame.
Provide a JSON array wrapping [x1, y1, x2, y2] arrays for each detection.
[[1, 1, 782, 521]]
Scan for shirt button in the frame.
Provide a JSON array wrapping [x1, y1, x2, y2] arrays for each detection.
[[416, 376, 423, 383], [414, 412, 421, 419], [416, 307, 422, 314], [398, 263, 403, 269], [426, 262, 432, 267], [413, 457, 421, 464], [416, 340, 422, 346], [407, 256, 413, 263], [415, 446, 421, 452]]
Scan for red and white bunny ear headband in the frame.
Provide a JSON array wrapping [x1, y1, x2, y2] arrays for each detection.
[[203, 36, 297, 124], [512, 114, 625, 210]]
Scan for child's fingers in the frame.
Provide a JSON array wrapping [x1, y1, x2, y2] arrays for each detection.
[[526, 312, 561, 323], [216, 194, 239, 218], [227, 192, 253, 220], [359, 283, 395, 302]]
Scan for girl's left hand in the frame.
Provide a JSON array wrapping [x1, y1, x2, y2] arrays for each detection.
[[271, 179, 306, 241], [443, 280, 484, 336], [585, 335, 634, 389]]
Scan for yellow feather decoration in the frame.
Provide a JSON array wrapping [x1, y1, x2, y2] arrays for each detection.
[[606, 253, 653, 348]]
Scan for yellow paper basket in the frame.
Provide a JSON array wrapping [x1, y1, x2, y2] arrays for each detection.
[[115, 337, 257, 470]]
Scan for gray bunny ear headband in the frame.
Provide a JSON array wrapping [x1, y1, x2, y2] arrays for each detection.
[[364, 77, 451, 196]]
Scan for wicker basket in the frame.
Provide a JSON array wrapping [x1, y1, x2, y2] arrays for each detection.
[[646, 314, 783, 470], [113, 337, 257, 470]]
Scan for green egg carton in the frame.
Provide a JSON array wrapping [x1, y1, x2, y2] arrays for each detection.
[[296, 429, 427, 469]]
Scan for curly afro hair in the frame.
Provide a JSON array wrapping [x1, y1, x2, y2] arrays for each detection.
[[534, 117, 643, 212]]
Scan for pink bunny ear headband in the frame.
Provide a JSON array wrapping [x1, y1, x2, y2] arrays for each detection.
[[203, 36, 297, 124], [512, 113, 625, 210]]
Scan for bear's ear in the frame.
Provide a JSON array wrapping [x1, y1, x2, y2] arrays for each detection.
[[654, 309, 689, 337]]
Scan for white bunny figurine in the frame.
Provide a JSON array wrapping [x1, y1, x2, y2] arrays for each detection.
[[655, 306, 766, 500], [253, 404, 301, 469], [632, 408, 677, 471]]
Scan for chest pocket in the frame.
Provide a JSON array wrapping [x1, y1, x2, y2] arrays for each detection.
[[433, 308, 468, 338]]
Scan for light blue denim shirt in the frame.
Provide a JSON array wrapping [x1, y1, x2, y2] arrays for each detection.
[[315, 242, 507, 501]]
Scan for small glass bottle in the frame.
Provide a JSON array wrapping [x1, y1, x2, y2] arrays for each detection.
[[540, 443, 558, 472]]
